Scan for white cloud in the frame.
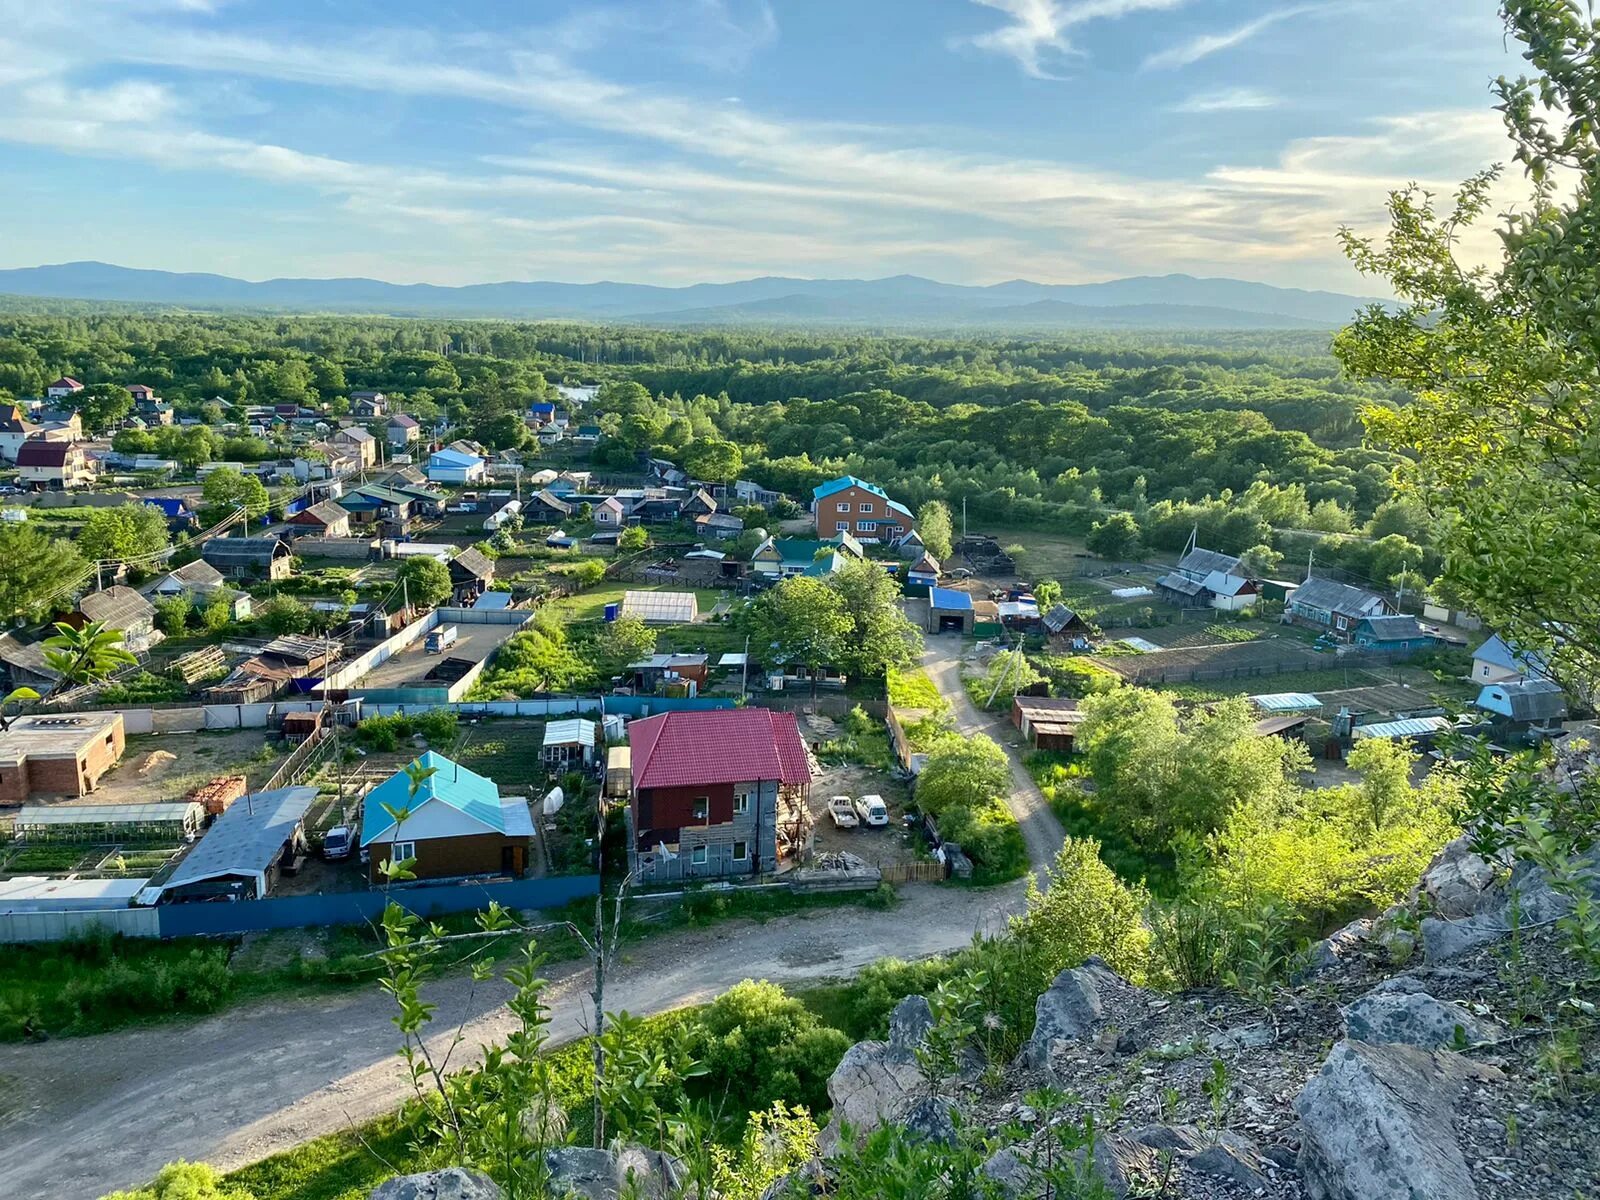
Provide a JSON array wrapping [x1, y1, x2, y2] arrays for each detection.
[[964, 0, 1190, 78], [1172, 87, 1279, 113], [1143, 7, 1313, 71]]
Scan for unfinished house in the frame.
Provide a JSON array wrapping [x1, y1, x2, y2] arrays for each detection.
[[626, 707, 811, 883], [0, 712, 126, 804]]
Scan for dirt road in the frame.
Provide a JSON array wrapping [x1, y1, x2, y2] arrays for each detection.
[[0, 883, 1023, 1200], [920, 634, 1067, 877]]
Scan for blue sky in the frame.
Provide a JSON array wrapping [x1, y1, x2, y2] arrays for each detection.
[[0, 0, 1523, 290]]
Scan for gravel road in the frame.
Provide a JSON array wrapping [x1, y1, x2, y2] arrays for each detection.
[[0, 882, 1023, 1200]]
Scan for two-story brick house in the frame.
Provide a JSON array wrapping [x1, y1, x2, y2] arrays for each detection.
[[810, 475, 914, 545], [626, 708, 812, 883]]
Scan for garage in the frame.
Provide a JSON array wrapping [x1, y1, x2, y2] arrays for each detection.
[[927, 586, 975, 635]]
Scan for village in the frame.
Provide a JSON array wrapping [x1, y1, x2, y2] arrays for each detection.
[[0, 378, 1577, 939]]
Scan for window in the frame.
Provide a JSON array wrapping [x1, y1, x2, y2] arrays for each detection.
[[691, 845, 708, 865], [733, 789, 752, 816], [836, 501, 850, 513], [692, 797, 709, 821], [859, 502, 874, 514], [392, 840, 416, 863], [733, 841, 749, 862]]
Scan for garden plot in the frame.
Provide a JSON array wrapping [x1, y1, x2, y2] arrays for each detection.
[[1091, 636, 1322, 685], [78, 729, 287, 809]]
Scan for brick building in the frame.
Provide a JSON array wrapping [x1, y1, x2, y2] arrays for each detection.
[[810, 475, 914, 544], [0, 712, 126, 805]]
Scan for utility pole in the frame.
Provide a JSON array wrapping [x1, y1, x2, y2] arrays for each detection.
[[962, 496, 967, 544], [741, 634, 750, 701]]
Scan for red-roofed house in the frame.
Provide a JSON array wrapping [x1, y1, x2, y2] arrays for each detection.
[[16, 438, 92, 490], [45, 376, 84, 400], [626, 707, 812, 882]]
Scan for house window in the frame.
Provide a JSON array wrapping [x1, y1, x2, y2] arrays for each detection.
[[733, 789, 752, 816], [836, 502, 850, 513], [692, 797, 709, 821], [733, 841, 749, 862], [691, 845, 708, 866], [392, 840, 416, 863], [859, 502, 874, 514]]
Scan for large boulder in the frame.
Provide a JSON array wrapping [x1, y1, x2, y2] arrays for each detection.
[[1295, 1040, 1502, 1200], [1302, 917, 1374, 977], [1343, 989, 1501, 1049], [543, 1146, 686, 1200], [370, 1169, 501, 1200], [818, 995, 939, 1155], [1420, 836, 1501, 919], [1021, 957, 1140, 1070]]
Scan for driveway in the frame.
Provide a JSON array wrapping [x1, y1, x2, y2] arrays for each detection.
[[920, 633, 1067, 877], [0, 882, 1023, 1200]]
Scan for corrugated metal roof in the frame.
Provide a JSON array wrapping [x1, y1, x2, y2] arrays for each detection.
[[17, 802, 201, 827], [165, 786, 316, 889], [361, 753, 503, 846], [1251, 692, 1323, 712], [629, 708, 810, 790], [1352, 716, 1452, 741], [928, 586, 974, 611], [544, 718, 597, 747]]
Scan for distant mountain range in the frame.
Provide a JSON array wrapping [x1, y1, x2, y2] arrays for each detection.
[[0, 261, 1382, 330]]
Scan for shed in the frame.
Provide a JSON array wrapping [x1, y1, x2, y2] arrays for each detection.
[[1250, 692, 1323, 713], [1353, 614, 1443, 656], [1475, 678, 1567, 726], [158, 786, 315, 902], [153, 558, 226, 596], [0, 877, 149, 913], [621, 590, 698, 624], [280, 709, 325, 743], [1010, 695, 1083, 752], [1351, 716, 1452, 743], [542, 718, 598, 766], [201, 536, 293, 580], [927, 586, 975, 634], [448, 546, 496, 595], [605, 745, 633, 798]]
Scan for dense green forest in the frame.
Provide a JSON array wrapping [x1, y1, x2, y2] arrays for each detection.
[[0, 307, 1431, 590]]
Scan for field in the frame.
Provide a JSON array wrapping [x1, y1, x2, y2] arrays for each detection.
[[1089, 635, 1321, 684]]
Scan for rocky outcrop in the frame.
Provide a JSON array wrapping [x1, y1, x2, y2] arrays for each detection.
[[542, 1147, 687, 1200], [369, 1168, 501, 1200], [1295, 1040, 1502, 1200], [818, 994, 940, 1155], [1343, 989, 1500, 1049], [1303, 916, 1374, 976], [1420, 836, 1502, 919], [1021, 957, 1146, 1073]]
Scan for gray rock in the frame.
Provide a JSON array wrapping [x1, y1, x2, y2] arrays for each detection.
[[1206, 1022, 1274, 1053], [1128, 1124, 1205, 1153], [1420, 836, 1501, 918], [1376, 923, 1417, 964], [1022, 957, 1137, 1070], [1420, 912, 1511, 962], [1087, 1134, 1165, 1199], [1343, 989, 1501, 1049], [370, 1169, 501, 1200], [819, 995, 939, 1155], [886, 994, 934, 1059], [1303, 917, 1373, 977], [1295, 1040, 1502, 1200], [981, 1147, 1029, 1197], [542, 1147, 685, 1200], [1191, 1134, 1271, 1194], [902, 1095, 959, 1145]]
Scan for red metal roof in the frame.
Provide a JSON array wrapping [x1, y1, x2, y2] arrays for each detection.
[[16, 439, 72, 467], [628, 708, 811, 790]]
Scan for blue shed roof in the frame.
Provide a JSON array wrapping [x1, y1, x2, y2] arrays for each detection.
[[929, 586, 974, 611], [361, 752, 503, 846], [143, 497, 190, 518]]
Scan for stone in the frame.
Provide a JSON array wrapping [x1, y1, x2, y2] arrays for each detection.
[[886, 993, 934, 1058], [1191, 1134, 1272, 1194], [819, 995, 940, 1155], [1295, 1040, 1502, 1200], [370, 1169, 501, 1200], [981, 1147, 1029, 1197], [1087, 1134, 1165, 1199], [1343, 990, 1501, 1050], [541, 1147, 686, 1200], [902, 1095, 959, 1145], [1206, 1023, 1274, 1053], [1022, 957, 1138, 1070], [1420, 836, 1501, 919], [1420, 912, 1511, 962], [1303, 918, 1373, 977], [1128, 1124, 1205, 1153]]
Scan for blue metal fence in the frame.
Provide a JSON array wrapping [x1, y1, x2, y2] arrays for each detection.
[[157, 874, 600, 939]]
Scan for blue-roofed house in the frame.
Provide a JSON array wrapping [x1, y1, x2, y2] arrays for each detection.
[[528, 401, 557, 425], [427, 447, 487, 485], [1352, 614, 1444, 657], [1472, 633, 1549, 686], [811, 475, 915, 545], [359, 751, 534, 882]]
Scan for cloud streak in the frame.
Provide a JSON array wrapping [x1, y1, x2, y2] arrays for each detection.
[[1143, 7, 1313, 70], [964, 0, 1189, 78], [1172, 87, 1279, 113]]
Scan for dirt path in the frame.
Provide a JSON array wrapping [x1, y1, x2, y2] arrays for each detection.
[[0, 882, 1023, 1200], [920, 634, 1067, 878]]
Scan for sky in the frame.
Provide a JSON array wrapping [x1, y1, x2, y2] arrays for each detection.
[[0, 0, 1529, 291]]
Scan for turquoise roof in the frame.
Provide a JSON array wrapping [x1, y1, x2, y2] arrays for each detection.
[[813, 475, 888, 503], [360, 751, 503, 846], [430, 448, 482, 468]]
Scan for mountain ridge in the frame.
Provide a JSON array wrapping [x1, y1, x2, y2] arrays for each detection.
[[0, 261, 1383, 329]]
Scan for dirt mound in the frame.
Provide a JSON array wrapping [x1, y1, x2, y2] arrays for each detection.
[[136, 750, 178, 776]]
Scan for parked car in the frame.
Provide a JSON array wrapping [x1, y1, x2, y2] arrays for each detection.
[[947, 567, 974, 579], [322, 825, 354, 861], [827, 796, 859, 828], [853, 794, 890, 827]]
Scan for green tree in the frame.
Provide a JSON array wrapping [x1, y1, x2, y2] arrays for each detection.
[[750, 576, 851, 701], [1086, 512, 1141, 560], [1335, 2, 1600, 687], [826, 557, 922, 680], [257, 596, 311, 635], [682, 439, 743, 484], [472, 411, 529, 451], [595, 615, 656, 676], [69, 383, 134, 434], [0, 523, 88, 621], [1010, 837, 1152, 986], [200, 467, 270, 527], [685, 980, 850, 1116], [200, 591, 233, 635], [1239, 543, 1283, 579], [154, 594, 192, 636], [917, 500, 954, 560], [77, 504, 171, 563], [1032, 579, 1063, 611], [617, 525, 649, 552], [915, 735, 1010, 816], [397, 556, 453, 608]]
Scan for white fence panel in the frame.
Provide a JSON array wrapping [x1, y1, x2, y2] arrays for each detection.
[[0, 907, 160, 943]]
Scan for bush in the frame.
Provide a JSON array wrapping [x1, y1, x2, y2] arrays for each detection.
[[350, 709, 458, 753], [886, 669, 944, 711], [1035, 655, 1121, 698], [104, 1160, 255, 1200], [685, 980, 851, 1117], [914, 735, 1027, 879], [256, 595, 311, 635], [99, 670, 188, 705], [552, 558, 606, 588]]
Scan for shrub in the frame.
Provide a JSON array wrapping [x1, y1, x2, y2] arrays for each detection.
[[886, 668, 944, 711], [1009, 836, 1152, 987], [552, 558, 606, 588], [103, 1160, 255, 1200], [350, 709, 458, 753], [686, 980, 851, 1117]]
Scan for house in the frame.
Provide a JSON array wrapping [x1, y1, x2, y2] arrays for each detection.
[[542, 719, 598, 767], [0, 634, 62, 689], [595, 496, 626, 529], [448, 546, 496, 600], [0, 712, 126, 804], [627, 653, 710, 693], [201, 536, 293, 580], [695, 512, 745, 541], [906, 552, 941, 590], [750, 533, 863, 578], [382, 478, 447, 517], [125, 384, 158, 404], [71, 586, 163, 654], [44, 376, 83, 400], [428, 447, 487, 484], [288, 499, 353, 539], [528, 401, 556, 425], [633, 497, 683, 525], [927, 587, 975, 634], [524, 489, 574, 524], [1011, 696, 1083, 753], [621, 590, 698, 624], [680, 488, 717, 519], [811, 475, 914, 544], [573, 424, 603, 445], [1471, 633, 1548, 685], [360, 752, 533, 883], [159, 785, 315, 901], [1156, 547, 1259, 611], [350, 392, 388, 418], [386, 414, 420, 448], [1287, 577, 1394, 641], [734, 479, 781, 508], [16, 439, 92, 490], [333, 425, 378, 468], [626, 707, 811, 883], [1352, 614, 1444, 656], [152, 558, 227, 597], [1043, 605, 1090, 648], [1474, 678, 1567, 728], [0, 404, 40, 462], [340, 485, 414, 533]]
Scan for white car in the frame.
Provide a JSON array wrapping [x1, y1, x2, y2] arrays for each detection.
[[853, 794, 890, 827], [827, 796, 859, 828]]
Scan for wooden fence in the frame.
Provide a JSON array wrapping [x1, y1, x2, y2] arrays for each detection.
[[879, 861, 948, 884], [261, 724, 334, 792]]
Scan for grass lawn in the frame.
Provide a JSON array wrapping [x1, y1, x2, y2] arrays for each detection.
[[966, 524, 1096, 579], [886, 668, 944, 711], [543, 581, 726, 625], [1153, 662, 1476, 704]]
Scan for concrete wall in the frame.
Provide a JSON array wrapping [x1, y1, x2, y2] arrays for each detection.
[[318, 605, 531, 695]]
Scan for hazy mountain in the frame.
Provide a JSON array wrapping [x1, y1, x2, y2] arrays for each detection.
[[0, 261, 1380, 329]]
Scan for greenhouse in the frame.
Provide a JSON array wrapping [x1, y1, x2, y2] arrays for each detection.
[[13, 802, 205, 843]]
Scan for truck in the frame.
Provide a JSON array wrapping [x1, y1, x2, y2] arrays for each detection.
[[852, 794, 890, 827], [827, 796, 859, 828], [425, 625, 459, 654]]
